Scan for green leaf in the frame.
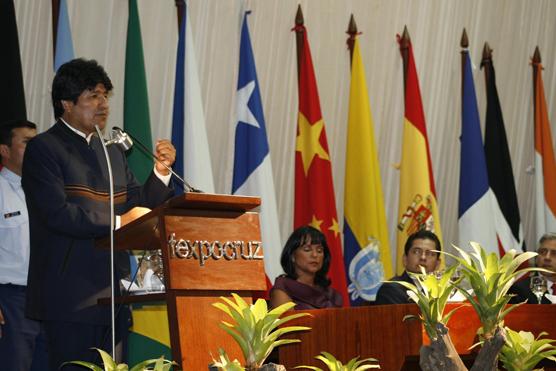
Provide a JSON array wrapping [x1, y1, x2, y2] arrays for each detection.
[[251, 298, 268, 322], [61, 361, 104, 371]]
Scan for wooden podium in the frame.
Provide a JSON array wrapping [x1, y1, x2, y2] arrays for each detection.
[[99, 193, 267, 370], [278, 303, 556, 370]]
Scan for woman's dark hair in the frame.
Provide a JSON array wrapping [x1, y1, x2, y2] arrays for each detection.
[[280, 225, 332, 288], [51, 58, 113, 118]]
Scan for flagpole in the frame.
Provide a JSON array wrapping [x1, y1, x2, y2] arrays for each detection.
[[346, 14, 358, 64], [294, 5, 304, 81], [399, 26, 410, 91], [481, 42, 493, 86], [51, 0, 60, 60], [175, 0, 185, 29], [460, 28, 469, 96], [532, 46, 541, 106]]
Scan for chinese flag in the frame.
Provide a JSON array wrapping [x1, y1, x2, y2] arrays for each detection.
[[293, 19, 349, 306]]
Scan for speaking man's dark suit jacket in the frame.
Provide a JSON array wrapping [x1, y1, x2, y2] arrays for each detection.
[[508, 276, 552, 304], [22, 121, 174, 325], [375, 270, 415, 305]]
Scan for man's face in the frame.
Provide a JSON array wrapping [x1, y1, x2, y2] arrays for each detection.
[[0, 127, 37, 175], [61, 83, 109, 135], [403, 238, 440, 274], [536, 239, 556, 280]]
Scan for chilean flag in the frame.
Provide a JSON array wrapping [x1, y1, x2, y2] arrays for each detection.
[[232, 12, 283, 288]]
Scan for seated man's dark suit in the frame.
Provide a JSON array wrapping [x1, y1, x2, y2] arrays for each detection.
[[375, 270, 415, 305], [508, 276, 552, 304], [21, 121, 174, 361]]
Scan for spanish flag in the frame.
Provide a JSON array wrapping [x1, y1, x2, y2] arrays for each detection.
[[343, 35, 393, 304], [395, 29, 442, 274], [533, 47, 556, 240], [293, 11, 349, 306]]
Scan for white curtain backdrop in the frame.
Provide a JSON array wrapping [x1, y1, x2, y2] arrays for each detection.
[[14, 0, 556, 269]]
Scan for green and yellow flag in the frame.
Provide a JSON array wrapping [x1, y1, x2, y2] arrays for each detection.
[[124, 0, 171, 365]]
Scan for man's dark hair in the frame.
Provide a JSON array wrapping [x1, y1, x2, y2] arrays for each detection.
[[403, 229, 442, 256], [280, 225, 332, 288], [0, 119, 36, 146], [539, 233, 556, 247], [0, 119, 36, 165], [51, 58, 113, 118]]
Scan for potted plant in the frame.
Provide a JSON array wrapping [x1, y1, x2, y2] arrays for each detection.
[[295, 351, 380, 370], [394, 242, 547, 370], [390, 264, 467, 370], [211, 293, 311, 370], [61, 348, 176, 371], [499, 328, 556, 371]]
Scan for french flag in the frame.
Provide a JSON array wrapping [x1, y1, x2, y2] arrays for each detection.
[[458, 51, 497, 253], [232, 12, 282, 288]]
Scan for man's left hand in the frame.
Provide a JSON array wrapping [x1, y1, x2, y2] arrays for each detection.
[[154, 139, 176, 175]]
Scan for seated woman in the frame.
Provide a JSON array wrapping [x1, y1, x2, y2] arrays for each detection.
[[270, 226, 343, 310]]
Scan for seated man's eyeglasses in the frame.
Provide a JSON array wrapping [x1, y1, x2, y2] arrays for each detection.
[[537, 248, 556, 258], [409, 247, 438, 258]]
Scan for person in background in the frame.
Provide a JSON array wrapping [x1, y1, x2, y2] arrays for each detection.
[[270, 225, 343, 310], [21, 58, 175, 370], [0, 119, 48, 371], [509, 233, 556, 304], [375, 229, 441, 305]]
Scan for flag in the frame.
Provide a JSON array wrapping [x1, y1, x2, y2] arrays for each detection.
[[232, 12, 282, 286], [396, 32, 442, 274], [533, 50, 556, 240], [0, 0, 26, 123], [54, 0, 74, 71], [482, 47, 525, 253], [458, 51, 497, 253], [172, 1, 215, 194], [343, 36, 392, 304], [293, 21, 349, 306], [124, 0, 153, 183], [123, 1, 171, 365], [128, 304, 171, 367]]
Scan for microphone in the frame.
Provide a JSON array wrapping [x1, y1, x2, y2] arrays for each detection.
[[105, 127, 201, 193], [105, 127, 133, 151]]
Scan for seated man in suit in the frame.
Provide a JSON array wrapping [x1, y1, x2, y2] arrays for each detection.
[[509, 233, 556, 304], [375, 230, 441, 305]]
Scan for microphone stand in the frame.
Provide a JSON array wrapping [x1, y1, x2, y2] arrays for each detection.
[[94, 125, 117, 358], [118, 129, 201, 193]]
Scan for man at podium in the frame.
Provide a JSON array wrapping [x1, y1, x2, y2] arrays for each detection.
[[21, 59, 176, 370], [375, 230, 441, 305]]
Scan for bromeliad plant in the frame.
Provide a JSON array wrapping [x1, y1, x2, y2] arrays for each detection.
[[211, 348, 245, 371], [212, 293, 311, 370], [447, 242, 542, 339], [61, 348, 176, 371], [392, 264, 464, 340], [499, 328, 556, 371], [295, 351, 380, 371]]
